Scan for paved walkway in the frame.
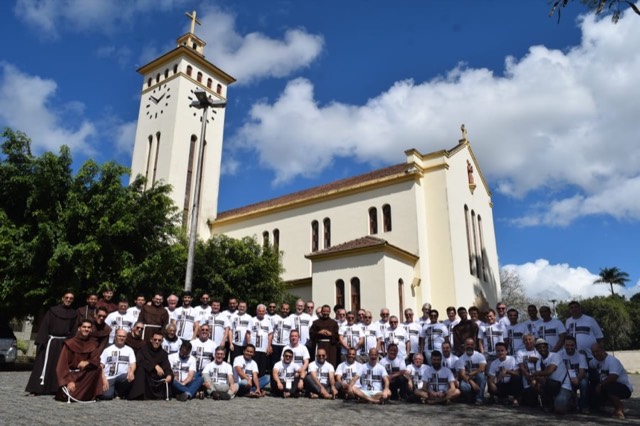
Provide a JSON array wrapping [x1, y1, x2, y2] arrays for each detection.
[[1, 371, 637, 425]]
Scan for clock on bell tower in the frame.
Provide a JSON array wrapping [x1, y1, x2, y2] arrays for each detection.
[[130, 11, 236, 237]]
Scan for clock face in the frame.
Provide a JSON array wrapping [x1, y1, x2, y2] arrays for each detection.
[[188, 88, 211, 124], [145, 83, 172, 120]]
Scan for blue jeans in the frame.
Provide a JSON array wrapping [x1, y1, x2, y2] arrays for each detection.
[[460, 372, 486, 402], [172, 372, 203, 398], [101, 374, 132, 400]]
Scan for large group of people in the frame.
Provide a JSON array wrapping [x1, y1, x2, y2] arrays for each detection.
[[25, 291, 633, 419]]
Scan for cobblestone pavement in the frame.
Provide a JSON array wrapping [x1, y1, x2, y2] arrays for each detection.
[[1, 371, 638, 425]]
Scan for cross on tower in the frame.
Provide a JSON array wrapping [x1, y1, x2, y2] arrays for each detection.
[[185, 10, 201, 35]]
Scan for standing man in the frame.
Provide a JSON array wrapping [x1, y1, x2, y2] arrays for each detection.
[[565, 300, 604, 358], [339, 311, 364, 362], [54, 319, 104, 402], [26, 292, 78, 396], [496, 302, 510, 327], [360, 310, 382, 363], [190, 325, 215, 373], [270, 302, 292, 371], [198, 298, 230, 348], [96, 287, 117, 314], [100, 329, 136, 400], [165, 294, 179, 322], [480, 309, 505, 364], [442, 306, 460, 352], [402, 309, 421, 364], [310, 304, 340, 368], [291, 299, 312, 347], [537, 305, 566, 353], [90, 307, 112, 352], [421, 309, 449, 365], [505, 308, 527, 356], [246, 304, 273, 378], [174, 291, 196, 343], [524, 305, 542, 338], [138, 293, 169, 341], [452, 307, 479, 356], [76, 293, 98, 323], [417, 303, 432, 329], [127, 294, 146, 321], [193, 292, 211, 326], [229, 301, 252, 361], [105, 299, 134, 344], [125, 321, 146, 353], [305, 300, 318, 322], [377, 308, 391, 351]]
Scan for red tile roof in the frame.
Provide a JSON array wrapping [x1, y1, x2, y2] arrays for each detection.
[[307, 236, 388, 256], [216, 162, 408, 220]]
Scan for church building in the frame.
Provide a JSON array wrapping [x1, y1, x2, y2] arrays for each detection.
[[130, 13, 500, 315]]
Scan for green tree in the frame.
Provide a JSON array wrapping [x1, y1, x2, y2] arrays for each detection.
[[594, 266, 630, 296], [549, 0, 640, 23], [0, 128, 181, 320], [191, 235, 287, 310]]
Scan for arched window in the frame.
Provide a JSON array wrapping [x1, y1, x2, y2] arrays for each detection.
[[471, 210, 481, 279], [273, 229, 280, 250], [186, 65, 192, 77], [173, 64, 178, 74], [216, 84, 222, 95], [336, 280, 345, 307], [398, 279, 404, 317], [311, 221, 319, 252], [323, 218, 331, 248], [262, 231, 269, 247], [144, 135, 153, 189], [465, 205, 474, 275], [192, 42, 197, 50], [164, 69, 169, 79], [147, 77, 152, 87], [478, 215, 487, 281], [369, 207, 378, 235], [382, 204, 392, 232], [350, 278, 361, 312], [183, 135, 197, 227], [197, 72, 203, 83], [152, 132, 161, 186], [207, 78, 212, 89], [156, 73, 160, 83]]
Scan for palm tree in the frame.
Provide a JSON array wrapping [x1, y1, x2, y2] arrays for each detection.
[[594, 267, 630, 296]]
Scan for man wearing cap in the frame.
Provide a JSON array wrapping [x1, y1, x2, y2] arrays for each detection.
[[531, 338, 572, 414]]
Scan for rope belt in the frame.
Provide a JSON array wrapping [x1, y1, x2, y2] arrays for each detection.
[[40, 336, 67, 385]]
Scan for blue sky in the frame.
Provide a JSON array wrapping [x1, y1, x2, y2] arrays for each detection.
[[1, 0, 639, 301]]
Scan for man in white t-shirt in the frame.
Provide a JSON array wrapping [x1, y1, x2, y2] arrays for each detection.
[[304, 347, 340, 399], [537, 305, 566, 352], [335, 348, 362, 399], [164, 294, 179, 322], [168, 341, 203, 401], [441, 341, 459, 379], [480, 309, 506, 364], [230, 301, 252, 361], [442, 306, 459, 352], [202, 346, 236, 400], [233, 344, 269, 397], [405, 352, 429, 402], [161, 323, 181, 355], [192, 292, 212, 327], [197, 299, 229, 348], [271, 348, 301, 398], [127, 295, 145, 321], [565, 300, 604, 358], [100, 329, 136, 400], [530, 338, 572, 414], [420, 309, 448, 365], [339, 311, 364, 361], [417, 303, 432, 329], [281, 329, 310, 389], [487, 342, 520, 406], [190, 325, 215, 373], [246, 304, 273, 378], [174, 292, 196, 342], [352, 348, 390, 404], [380, 343, 408, 400], [516, 333, 541, 406], [505, 308, 528, 356], [456, 337, 487, 405], [359, 310, 382, 363], [496, 302, 510, 328], [402, 308, 421, 364], [590, 343, 633, 420], [270, 302, 292, 370], [425, 350, 460, 405], [523, 305, 542, 338], [559, 336, 589, 413], [105, 300, 135, 344], [383, 316, 408, 361]]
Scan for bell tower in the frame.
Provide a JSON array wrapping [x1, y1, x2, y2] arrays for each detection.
[[130, 11, 236, 236]]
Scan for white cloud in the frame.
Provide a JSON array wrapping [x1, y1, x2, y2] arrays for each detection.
[[196, 5, 324, 85], [14, 0, 188, 38], [0, 63, 95, 154], [502, 260, 640, 302], [113, 121, 137, 155], [230, 10, 640, 224]]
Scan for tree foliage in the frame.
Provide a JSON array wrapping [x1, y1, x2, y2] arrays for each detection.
[[593, 266, 630, 296], [549, 0, 640, 24], [0, 128, 289, 321]]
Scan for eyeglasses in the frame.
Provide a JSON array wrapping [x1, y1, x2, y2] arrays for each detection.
[[498, 307, 506, 310], [364, 316, 372, 319], [283, 355, 292, 358], [347, 316, 355, 320], [151, 338, 163, 342], [389, 321, 398, 324], [268, 305, 276, 309]]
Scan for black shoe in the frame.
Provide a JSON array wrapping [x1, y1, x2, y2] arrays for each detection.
[[218, 392, 231, 401], [176, 393, 189, 402], [210, 391, 221, 400]]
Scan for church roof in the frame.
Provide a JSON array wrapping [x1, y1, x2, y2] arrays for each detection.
[[215, 162, 409, 221], [305, 235, 418, 263]]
